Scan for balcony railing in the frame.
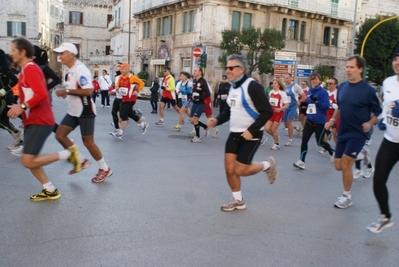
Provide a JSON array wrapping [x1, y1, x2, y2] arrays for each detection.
[[108, 19, 121, 31], [134, 0, 354, 21]]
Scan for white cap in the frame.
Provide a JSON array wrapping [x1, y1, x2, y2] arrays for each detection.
[[54, 42, 78, 55]]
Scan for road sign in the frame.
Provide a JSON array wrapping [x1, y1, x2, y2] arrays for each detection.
[[193, 47, 202, 58], [274, 60, 296, 65], [296, 65, 314, 78]]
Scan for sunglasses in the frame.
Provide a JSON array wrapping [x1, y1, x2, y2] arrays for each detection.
[[225, 65, 241, 71], [163, 70, 168, 72], [327, 82, 335, 85]]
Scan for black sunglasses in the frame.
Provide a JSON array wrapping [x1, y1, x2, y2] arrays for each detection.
[[327, 82, 335, 85], [225, 65, 241, 71]]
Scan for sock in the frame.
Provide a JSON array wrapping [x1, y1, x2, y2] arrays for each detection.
[[198, 121, 207, 129], [43, 182, 55, 192], [356, 152, 364, 161], [58, 149, 71, 160], [119, 129, 124, 134], [232, 191, 242, 201], [344, 190, 351, 199], [262, 161, 271, 171], [367, 163, 373, 168], [139, 122, 145, 128], [97, 158, 109, 171], [160, 118, 164, 122], [194, 124, 200, 137], [288, 139, 292, 142], [355, 160, 361, 169]]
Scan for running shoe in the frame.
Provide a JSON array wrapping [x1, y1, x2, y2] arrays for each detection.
[[260, 135, 267, 145], [285, 139, 294, 147], [188, 130, 196, 136], [365, 139, 372, 146], [271, 143, 280, 150], [334, 194, 352, 209], [9, 145, 23, 157], [8, 130, 23, 150], [367, 215, 394, 234], [67, 145, 82, 173], [141, 122, 149, 135], [30, 189, 61, 202], [110, 122, 115, 127], [221, 198, 246, 211], [319, 148, 327, 154], [295, 126, 302, 136], [191, 136, 202, 143], [293, 160, 305, 170], [173, 125, 181, 131], [111, 130, 123, 139], [101, 105, 104, 108], [361, 147, 370, 165], [265, 156, 278, 184], [92, 168, 113, 183], [204, 128, 210, 137], [69, 159, 90, 175], [212, 128, 220, 138], [155, 119, 164, 125], [363, 166, 375, 178], [330, 152, 335, 164], [353, 169, 363, 179]]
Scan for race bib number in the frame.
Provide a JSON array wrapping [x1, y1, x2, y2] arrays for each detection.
[[192, 92, 199, 101], [287, 96, 291, 103], [120, 87, 128, 96], [269, 97, 279, 107], [385, 115, 399, 128], [306, 103, 316, 114], [221, 95, 227, 101], [181, 95, 188, 101]]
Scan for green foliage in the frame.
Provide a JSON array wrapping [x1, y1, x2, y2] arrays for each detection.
[[218, 27, 285, 75], [137, 71, 149, 80], [354, 16, 399, 85], [313, 65, 334, 83]]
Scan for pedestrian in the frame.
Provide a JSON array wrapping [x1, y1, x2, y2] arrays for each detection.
[[92, 75, 100, 104], [293, 72, 334, 170], [367, 45, 399, 233], [325, 55, 382, 209], [218, 74, 230, 115], [7, 37, 76, 201], [207, 54, 277, 211], [54, 42, 112, 183], [98, 69, 111, 108], [150, 78, 160, 113], [213, 79, 220, 108]]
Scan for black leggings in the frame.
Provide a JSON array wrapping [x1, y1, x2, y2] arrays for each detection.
[[0, 93, 18, 134], [373, 138, 399, 218], [111, 98, 122, 129], [300, 119, 334, 162], [100, 90, 110, 106], [150, 101, 157, 111]]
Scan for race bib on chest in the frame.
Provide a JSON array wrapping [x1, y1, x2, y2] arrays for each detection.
[[227, 92, 240, 108], [269, 97, 279, 107], [306, 103, 317, 114], [192, 92, 199, 101], [287, 96, 291, 103], [120, 87, 128, 96]]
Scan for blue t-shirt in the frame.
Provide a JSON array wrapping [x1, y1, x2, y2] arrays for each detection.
[[306, 85, 330, 124], [337, 80, 382, 139]]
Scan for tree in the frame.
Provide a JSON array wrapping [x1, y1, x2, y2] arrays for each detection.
[[313, 65, 334, 83], [354, 16, 399, 85], [218, 27, 285, 75]]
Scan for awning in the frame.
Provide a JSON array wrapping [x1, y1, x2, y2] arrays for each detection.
[[151, 59, 166, 65]]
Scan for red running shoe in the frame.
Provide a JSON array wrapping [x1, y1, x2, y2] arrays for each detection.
[[91, 168, 113, 183]]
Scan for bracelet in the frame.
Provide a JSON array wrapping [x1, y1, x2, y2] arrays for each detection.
[[330, 118, 336, 122]]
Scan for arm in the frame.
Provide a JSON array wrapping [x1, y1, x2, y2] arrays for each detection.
[[247, 81, 273, 135], [43, 66, 61, 90], [130, 75, 145, 92], [166, 77, 175, 91]]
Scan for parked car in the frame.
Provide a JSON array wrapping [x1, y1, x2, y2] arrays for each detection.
[[138, 86, 151, 99]]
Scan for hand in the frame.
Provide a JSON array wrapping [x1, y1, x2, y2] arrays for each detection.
[[241, 130, 253, 140], [392, 100, 399, 118], [55, 89, 67, 98], [377, 118, 386, 131], [207, 118, 218, 129], [161, 86, 166, 90], [325, 120, 334, 130], [7, 104, 23, 119], [310, 95, 318, 103], [133, 91, 138, 95], [362, 122, 371, 133], [332, 103, 338, 110]]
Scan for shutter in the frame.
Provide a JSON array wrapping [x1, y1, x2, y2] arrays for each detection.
[[80, 12, 83, 25], [7, 21, 12, 36], [21, 22, 26, 36], [69, 11, 72, 24]]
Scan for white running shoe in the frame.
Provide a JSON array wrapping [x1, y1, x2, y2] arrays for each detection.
[[141, 122, 149, 135], [353, 169, 363, 179], [188, 130, 196, 136], [10, 145, 23, 156], [260, 135, 268, 145], [363, 166, 375, 178], [191, 136, 202, 143], [212, 128, 220, 138], [293, 160, 305, 170], [319, 148, 327, 154], [285, 139, 294, 147], [271, 143, 280, 150]]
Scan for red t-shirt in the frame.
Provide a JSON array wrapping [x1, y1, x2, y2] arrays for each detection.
[[118, 75, 138, 102], [92, 80, 100, 92], [19, 61, 54, 127]]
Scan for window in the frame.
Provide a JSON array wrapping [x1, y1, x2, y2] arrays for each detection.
[[7, 21, 26, 37], [243, 13, 252, 29], [143, 21, 151, 39], [183, 59, 191, 68], [232, 11, 241, 31], [331, 28, 339, 46], [69, 11, 83, 25], [323, 27, 331, 45], [105, 45, 111, 55], [282, 18, 287, 38], [300, 22, 306, 41], [50, 5, 54, 16], [288, 20, 298, 40], [289, 0, 299, 7], [157, 16, 172, 36], [183, 10, 195, 33]]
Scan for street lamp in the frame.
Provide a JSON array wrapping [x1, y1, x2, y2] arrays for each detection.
[[350, 0, 358, 56]]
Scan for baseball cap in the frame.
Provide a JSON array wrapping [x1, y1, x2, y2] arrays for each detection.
[[120, 62, 130, 68], [54, 42, 78, 55], [392, 45, 399, 59]]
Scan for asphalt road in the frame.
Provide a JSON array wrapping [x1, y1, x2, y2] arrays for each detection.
[[1, 95, 398, 267]]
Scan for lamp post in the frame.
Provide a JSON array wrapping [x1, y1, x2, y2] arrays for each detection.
[[128, 0, 132, 65], [350, 0, 358, 56]]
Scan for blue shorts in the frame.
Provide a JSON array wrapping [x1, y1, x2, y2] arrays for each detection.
[[283, 105, 297, 122], [334, 137, 367, 159], [190, 102, 205, 118]]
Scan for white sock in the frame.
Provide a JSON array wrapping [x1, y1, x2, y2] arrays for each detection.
[[160, 118, 164, 122], [119, 129, 123, 134], [356, 152, 364, 161], [344, 190, 351, 199], [232, 191, 242, 201], [43, 182, 55, 192], [139, 122, 145, 127], [97, 158, 109, 171], [58, 149, 71, 160], [262, 161, 271, 171]]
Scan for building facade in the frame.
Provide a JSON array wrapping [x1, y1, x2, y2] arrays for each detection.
[[133, 0, 357, 86]]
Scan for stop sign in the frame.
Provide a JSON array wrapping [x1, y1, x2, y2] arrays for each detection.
[[193, 47, 202, 58]]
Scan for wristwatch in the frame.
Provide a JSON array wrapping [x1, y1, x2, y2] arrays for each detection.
[[66, 89, 70, 94], [21, 103, 27, 110]]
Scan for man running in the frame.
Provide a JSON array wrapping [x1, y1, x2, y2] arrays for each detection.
[[54, 42, 112, 183], [155, 67, 180, 125]]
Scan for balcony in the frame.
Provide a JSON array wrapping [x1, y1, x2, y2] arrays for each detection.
[[108, 19, 121, 31], [134, 0, 354, 21]]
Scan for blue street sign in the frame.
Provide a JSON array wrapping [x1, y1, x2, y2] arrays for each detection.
[[297, 68, 312, 77], [274, 60, 296, 65]]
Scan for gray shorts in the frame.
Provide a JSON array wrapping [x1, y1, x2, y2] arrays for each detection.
[[23, 125, 53, 155], [60, 114, 95, 136]]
